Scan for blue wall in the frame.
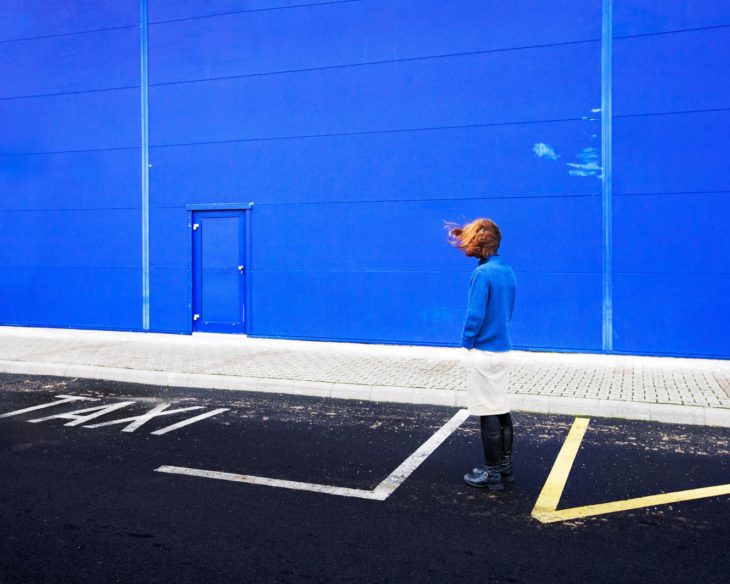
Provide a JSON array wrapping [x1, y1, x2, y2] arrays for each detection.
[[611, 1, 730, 358], [0, 1, 142, 330], [1, 1, 728, 358]]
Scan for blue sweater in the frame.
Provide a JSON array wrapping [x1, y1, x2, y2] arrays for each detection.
[[460, 255, 517, 351]]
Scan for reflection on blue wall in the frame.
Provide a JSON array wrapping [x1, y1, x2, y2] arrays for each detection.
[[1, 1, 729, 358]]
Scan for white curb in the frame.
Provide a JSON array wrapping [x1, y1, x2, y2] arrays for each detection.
[[1, 359, 728, 427]]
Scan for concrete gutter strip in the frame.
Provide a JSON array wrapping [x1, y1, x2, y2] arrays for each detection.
[[0, 359, 728, 428]]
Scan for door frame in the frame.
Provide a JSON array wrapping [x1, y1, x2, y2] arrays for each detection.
[[186, 202, 254, 334]]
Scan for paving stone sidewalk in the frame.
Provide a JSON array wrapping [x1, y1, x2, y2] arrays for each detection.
[[0, 326, 728, 426]]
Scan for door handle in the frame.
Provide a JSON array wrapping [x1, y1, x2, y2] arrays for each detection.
[[238, 265, 244, 272]]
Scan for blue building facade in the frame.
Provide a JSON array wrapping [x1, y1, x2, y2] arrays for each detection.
[[1, 1, 728, 358]]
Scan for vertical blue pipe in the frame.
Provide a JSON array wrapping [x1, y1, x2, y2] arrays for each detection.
[[601, 0, 613, 352], [140, 0, 150, 330]]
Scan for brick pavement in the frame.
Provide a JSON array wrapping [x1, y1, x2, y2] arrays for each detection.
[[0, 326, 728, 426]]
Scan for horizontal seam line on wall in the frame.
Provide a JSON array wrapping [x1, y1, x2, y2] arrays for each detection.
[[149, 116, 590, 148], [148, 266, 189, 270], [148, 0, 360, 25], [0, 146, 140, 158], [249, 269, 601, 274], [147, 194, 599, 209], [1, 266, 141, 270], [1, 267, 602, 276], [614, 107, 730, 119], [0, 24, 138, 45], [0, 84, 141, 102], [3, 199, 603, 211], [607, 349, 730, 360], [145, 267, 600, 273], [148, 38, 601, 88], [0, 324, 148, 332], [614, 190, 730, 197], [0, 207, 141, 213], [614, 271, 730, 276], [15, 12, 716, 46], [248, 194, 599, 205], [613, 22, 730, 41]]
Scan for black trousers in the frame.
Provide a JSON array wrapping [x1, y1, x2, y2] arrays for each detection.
[[479, 412, 513, 466]]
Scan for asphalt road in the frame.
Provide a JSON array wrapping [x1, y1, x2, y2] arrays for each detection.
[[1, 373, 729, 584]]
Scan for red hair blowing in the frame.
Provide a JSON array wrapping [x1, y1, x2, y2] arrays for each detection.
[[446, 218, 502, 259]]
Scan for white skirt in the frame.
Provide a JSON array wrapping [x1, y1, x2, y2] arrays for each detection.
[[461, 349, 511, 416]]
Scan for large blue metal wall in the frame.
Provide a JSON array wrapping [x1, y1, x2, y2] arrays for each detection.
[[612, 1, 730, 358], [0, 1, 142, 329], [1, 1, 728, 358]]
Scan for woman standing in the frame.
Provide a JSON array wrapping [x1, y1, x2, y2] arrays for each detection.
[[447, 218, 517, 491]]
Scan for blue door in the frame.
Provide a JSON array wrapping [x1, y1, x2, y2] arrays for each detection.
[[192, 210, 246, 333]]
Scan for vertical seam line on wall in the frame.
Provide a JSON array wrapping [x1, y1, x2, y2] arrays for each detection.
[[140, 0, 150, 330], [601, 0, 613, 352], [245, 206, 253, 334]]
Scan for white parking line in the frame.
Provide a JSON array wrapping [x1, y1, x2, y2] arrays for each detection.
[[155, 408, 470, 500], [155, 466, 387, 500], [372, 408, 471, 499], [0, 395, 96, 418], [150, 408, 230, 436]]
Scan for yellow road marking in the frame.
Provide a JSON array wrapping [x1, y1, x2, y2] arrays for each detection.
[[532, 417, 590, 515], [531, 417, 730, 524]]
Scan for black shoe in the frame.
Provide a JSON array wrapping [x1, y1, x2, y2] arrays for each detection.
[[499, 454, 514, 483], [475, 457, 514, 483], [464, 465, 504, 491]]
